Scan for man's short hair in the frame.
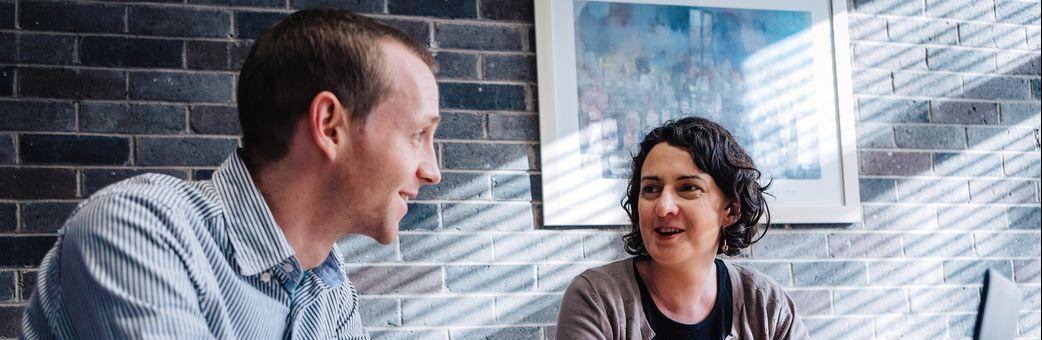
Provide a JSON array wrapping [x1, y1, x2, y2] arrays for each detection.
[[237, 9, 437, 168]]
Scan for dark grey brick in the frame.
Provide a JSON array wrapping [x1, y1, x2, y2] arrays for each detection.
[[377, 18, 431, 48], [492, 174, 540, 201], [0, 306, 27, 337], [436, 23, 525, 51], [848, 15, 887, 41], [190, 0, 283, 8], [975, 232, 1041, 257], [443, 142, 533, 170], [416, 172, 490, 200], [480, 0, 532, 21], [19, 67, 126, 100], [793, 261, 867, 286], [0, 203, 14, 232], [19, 272, 36, 301], [927, 48, 995, 73], [851, 69, 891, 95], [442, 202, 533, 231], [16, 34, 75, 64], [963, 75, 1030, 100], [996, 52, 1040, 76], [389, 0, 476, 18], [229, 40, 253, 70], [1004, 152, 1041, 178], [894, 125, 966, 149], [136, 137, 238, 166], [896, 178, 970, 203], [445, 265, 533, 292], [81, 103, 186, 134], [859, 151, 931, 176], [857, 97, 928, 123], [860, 178, 897, 202], [959, 23, 1028, 49], [435, 111, 484, 139], [888, 18, 958, 45], [187, 41, 230, 70], [488, 113, 537, 140], [967, 127, 1036, 151], [81, 36, 183, 68], [854, 0, 922, 16], [434, 52, 478, 79], [82, 168, 189, 195], [893, 72, 962, 98], [192, 169, 216, 180], [0, 135, 11, 164], [1010, 206, 1042, 230], [944, 260, 1011, 285], [400, 203, 438, 230], [852, 44, 926, 70], [19, 1, 124, 33], [0, 236, 57, 267], [0, 100, 76, 131], [440, 83, 525, 111], [0, 33, 13, 63], [190, 105, 240, 135], [934, 152, 1002, 177], [856, 123, 895, 148], [930, 101, 998, 125], [1014, 259, 1040, 283], [969, 179, 1037, 204], [0, 2, 12, 29], [20, 134, 130, 165], [0, 272, 12, 302], [130, 71, 233, 103], [995, 0, 1041, 25], [452, 327, 540, 340], [350, 266, 443, 294], [1033, 79, 1040, 99], [999, 103, 1041, 126], [0, 169, 76, 199], [21, 202, 77, 233], [290, 0, 383, 12], [483, 54, 534, 81], [937, 205, 1007, 230], [130, 6, 231, 38], [234, 11, 288, 40], [829, 233, 903, 258], [0, 66, 10, 96], [926, 0, 995, 21]]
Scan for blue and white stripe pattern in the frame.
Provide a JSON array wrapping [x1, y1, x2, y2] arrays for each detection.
[[21, 151, 367, 340]]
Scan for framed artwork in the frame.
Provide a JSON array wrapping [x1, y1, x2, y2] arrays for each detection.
[[535, 0, 861, 226]]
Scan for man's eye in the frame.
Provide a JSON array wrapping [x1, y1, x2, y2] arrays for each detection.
[[414, 130, 425, 141]]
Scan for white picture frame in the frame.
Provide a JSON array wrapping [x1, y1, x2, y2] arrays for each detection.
[[536, 0, 861, 226]]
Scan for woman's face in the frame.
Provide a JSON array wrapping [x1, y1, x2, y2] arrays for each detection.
[[637, 143, 735, 265]]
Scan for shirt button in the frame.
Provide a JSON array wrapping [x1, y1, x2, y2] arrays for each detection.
[[260, 271, 272, 282], [283, 263, 294, 272]]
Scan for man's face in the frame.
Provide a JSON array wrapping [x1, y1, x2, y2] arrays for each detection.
[[335, 41, 441, 244]]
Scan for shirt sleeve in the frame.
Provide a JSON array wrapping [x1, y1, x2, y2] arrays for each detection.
[[57, 193, 215, 340], [771, 288, 810, 340], [556, 275, 612, 340]]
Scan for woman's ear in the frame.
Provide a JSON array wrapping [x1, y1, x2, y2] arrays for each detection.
[[723, 201, 740, 227]]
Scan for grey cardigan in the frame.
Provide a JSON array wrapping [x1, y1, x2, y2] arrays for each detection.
[[555, 258, 810, 340]]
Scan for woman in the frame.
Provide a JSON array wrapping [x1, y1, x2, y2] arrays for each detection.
[[556, 117, 809, 340]]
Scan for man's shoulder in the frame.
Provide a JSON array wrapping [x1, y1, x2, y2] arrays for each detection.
[[88, 173, 220, 216]]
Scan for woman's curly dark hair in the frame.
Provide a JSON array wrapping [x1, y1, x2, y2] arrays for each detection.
[[622, 116, 771, 257]]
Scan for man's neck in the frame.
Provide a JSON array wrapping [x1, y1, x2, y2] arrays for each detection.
[[250, 158, 340, 270]]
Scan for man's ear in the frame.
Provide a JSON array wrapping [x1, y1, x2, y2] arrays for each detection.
[[308, 91, 349, 161]]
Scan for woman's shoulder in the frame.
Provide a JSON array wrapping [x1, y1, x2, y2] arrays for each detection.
[[566, 258, 639, 297]]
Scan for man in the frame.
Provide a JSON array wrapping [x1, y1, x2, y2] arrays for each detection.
[[22, 9, 441, 339]]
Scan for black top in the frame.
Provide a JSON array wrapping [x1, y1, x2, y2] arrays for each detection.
[[633, 258, 733, 340]]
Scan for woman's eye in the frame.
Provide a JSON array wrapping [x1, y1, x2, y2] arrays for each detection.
[[680, 184, 698, 192], [641, 185, 661, 194]]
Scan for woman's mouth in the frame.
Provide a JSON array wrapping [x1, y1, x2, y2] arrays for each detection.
[[654, 227, 685, 239]]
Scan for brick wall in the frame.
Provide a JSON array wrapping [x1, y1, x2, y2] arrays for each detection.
[[0, 0, 1039, 339]]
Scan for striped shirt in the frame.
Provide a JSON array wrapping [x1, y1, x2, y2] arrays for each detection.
[[22, 151, 367, 340]]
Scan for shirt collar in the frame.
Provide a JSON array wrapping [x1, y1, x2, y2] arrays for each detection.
[[212, 150, 296, 276]]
